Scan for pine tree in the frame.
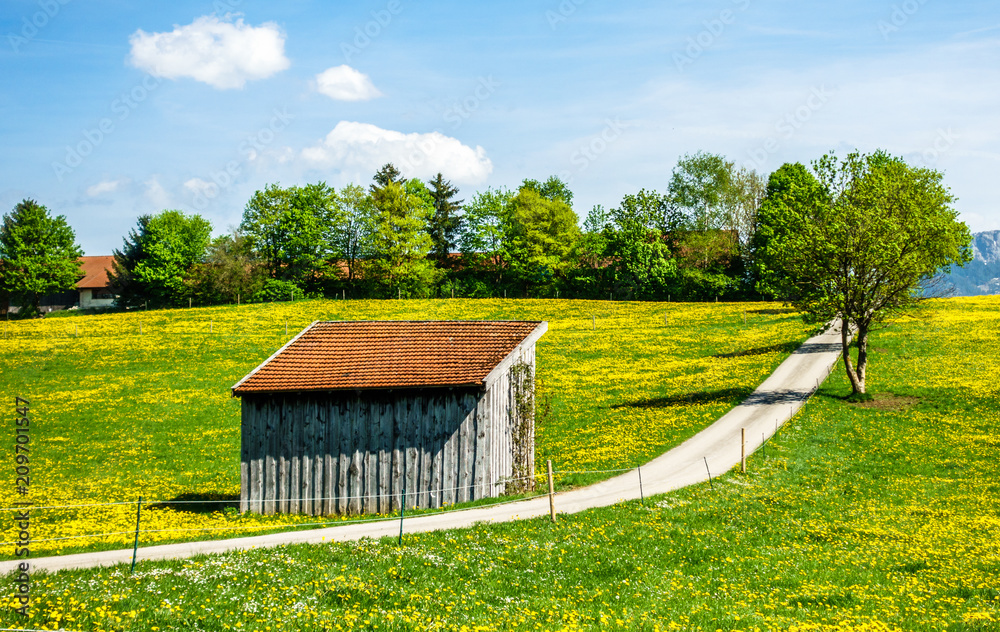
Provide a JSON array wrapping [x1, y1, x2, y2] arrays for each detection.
[[371, 163, 403, 191], [427, 173, 463, 262]]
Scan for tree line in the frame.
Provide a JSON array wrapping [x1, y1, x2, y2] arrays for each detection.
[[105, 152, 772, 308], [1, 148, 971, 386]]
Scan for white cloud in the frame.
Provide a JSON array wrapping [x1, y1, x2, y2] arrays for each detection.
[[85, 179, 127, 197], [183, 178, 217, 197], [144, 177, 171, 208], [128, 16, 290, 89], [302, 121, 493, 184], [315, 65, 382, 101]]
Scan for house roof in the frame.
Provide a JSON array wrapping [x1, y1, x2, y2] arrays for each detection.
[[232, 320, 547, 395], [76, 256, 115, 289]]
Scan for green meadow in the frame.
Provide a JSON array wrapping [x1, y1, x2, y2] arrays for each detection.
[[1, 297, 997, 630], [0, 299, 810, 559]]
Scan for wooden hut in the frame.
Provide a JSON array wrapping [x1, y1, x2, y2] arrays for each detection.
[[232, 320, 548, 515]]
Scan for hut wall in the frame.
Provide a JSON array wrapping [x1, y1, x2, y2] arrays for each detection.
[[240, 344, 538, 515]]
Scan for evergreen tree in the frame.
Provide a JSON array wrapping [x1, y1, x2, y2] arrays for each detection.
[[427, 173, 463, 262], [371, 163, 404, 191]]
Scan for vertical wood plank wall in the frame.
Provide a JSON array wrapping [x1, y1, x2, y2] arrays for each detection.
[[239, 346, 536, 514]]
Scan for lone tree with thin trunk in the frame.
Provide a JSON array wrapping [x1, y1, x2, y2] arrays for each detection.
[[752, 151, 971, 397]]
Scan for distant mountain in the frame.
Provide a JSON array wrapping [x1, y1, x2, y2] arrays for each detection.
[[941, 230, 1000, 296]]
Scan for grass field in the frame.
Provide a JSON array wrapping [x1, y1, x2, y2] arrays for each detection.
[[0, 298, 811, 558], [2, 296, 995, 631]]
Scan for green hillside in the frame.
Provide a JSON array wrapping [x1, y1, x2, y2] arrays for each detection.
[[0, 299, 810, 558], [2, 297, 998, 630]]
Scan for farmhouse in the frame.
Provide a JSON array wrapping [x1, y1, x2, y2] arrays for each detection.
[[232, 320, 548, 515], [77, 255, 116, 309]]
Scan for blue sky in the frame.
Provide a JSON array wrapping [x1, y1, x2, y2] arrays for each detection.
[[2, 0, 998, 255]]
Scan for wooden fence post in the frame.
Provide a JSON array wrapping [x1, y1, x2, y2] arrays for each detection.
[[130, 496, 143, 573], [547, 460, 556, 523], [638, 466, 645, 506], [741, 428, 746, 473]]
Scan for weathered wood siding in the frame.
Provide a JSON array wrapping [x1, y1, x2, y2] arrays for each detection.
[[240, 344, 537, 515]]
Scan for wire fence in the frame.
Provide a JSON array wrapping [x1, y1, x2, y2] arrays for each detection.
[[0, 466, 621, 549], [1, 396, 818, 556]]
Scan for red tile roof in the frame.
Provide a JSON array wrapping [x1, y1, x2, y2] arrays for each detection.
[[77, 256, 115, 289], [232, 320, 546, 395]]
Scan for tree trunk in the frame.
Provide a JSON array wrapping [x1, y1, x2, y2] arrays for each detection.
[[855, 324, 869, 393], [841, 317, 865, 394]]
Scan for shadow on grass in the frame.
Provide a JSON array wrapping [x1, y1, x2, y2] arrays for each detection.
[[613, 387, 753, 409], [616, 386, 820, 410], [741, 389, 813, 405], [713, 341, 801, 359], [794, 340, 843, 355], [149, 492, 241, 514]]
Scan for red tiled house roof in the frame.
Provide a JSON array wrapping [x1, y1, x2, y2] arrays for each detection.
[[77, 255, 115, 289], [232, 321, 547, 395]]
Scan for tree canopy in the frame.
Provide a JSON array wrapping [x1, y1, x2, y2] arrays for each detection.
[[520, 175, 574, 207], [0, 199, 83, 315], [240, 183, 338, 293], [367, 178, 437, 296], [505, 188, 581, 294], [755, 150, 972, 395], [110, 210, 212, 308]]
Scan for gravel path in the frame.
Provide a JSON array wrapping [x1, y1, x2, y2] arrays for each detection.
[[3, 324, 844, 574]]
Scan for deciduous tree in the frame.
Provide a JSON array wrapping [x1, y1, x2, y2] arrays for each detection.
[[367, 179, 437, 296], [505, 188, 581, 295], [460, 187, 515, 288], [520, 175, 574, 207], [189, 230, 266, 305], [755, 150, 972, 396], [240, 183, 337, 293], [110, 210, 212, 308], [0, 199, 83, 315], [329, 183, 374, 291], [606, 190, 683, 300]]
